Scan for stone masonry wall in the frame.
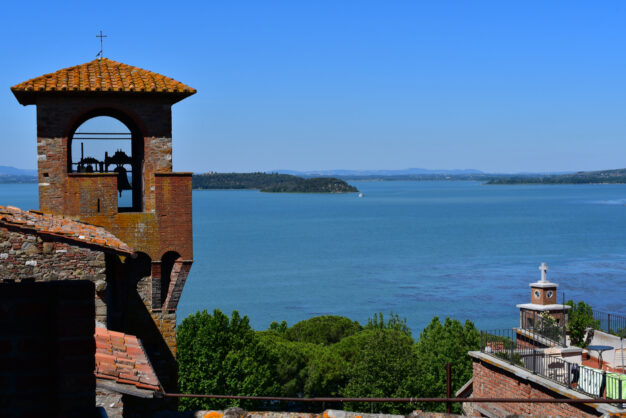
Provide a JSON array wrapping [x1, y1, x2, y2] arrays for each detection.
[[96, 386, 124, 418], [472, 358, 599, 417], [0, 226, 108, 323]]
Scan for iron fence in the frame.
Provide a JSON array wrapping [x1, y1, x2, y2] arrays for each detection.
[[593, 310, 626, 338], [520, 310, 567, 346], [480, 329, 622, 405]]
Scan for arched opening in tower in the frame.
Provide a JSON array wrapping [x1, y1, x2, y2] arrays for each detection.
[[69, 115, 143, 212], [161, 251, 182, 309]]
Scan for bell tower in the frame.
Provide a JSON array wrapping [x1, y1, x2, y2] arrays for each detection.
[[11, 58, 196, 385]]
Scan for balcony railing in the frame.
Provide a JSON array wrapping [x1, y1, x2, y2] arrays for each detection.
[[520, 310, 567, 346], [481, 329, 625, 405], [593, 310, 626, 338]]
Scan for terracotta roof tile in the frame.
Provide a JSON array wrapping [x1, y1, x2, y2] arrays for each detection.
[[0, 205, 133, 255], [11, 58, 196, 105], [95, 326, 161, 392]]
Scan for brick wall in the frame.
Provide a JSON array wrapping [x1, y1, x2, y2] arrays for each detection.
[[155, 172, 193, 260], [34, 94, 192, 258], [152, 312, 178, 356], [530, 286, 558, 305], [472, 357, 599, 417], [35, 95, 173, 216], [65, 173, 118, 216], [28, 91, 193, 393], [0, 280, 96, 416], [65, 173, 193, 266]]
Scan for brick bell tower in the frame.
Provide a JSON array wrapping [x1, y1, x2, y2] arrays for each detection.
[[11, 58, 195, 388]]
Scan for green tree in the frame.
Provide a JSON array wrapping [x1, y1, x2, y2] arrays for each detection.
[[566, 300, 600, 348], [257, 332, 318, 397], [268, 320, 289, 334], [177, 309, 280, 411], [341, 329, 420, 414], [365, 311, 412, 338], [285, 315, 362, 345], [413, 317, 480, 414], [304, 345, 349, 398], [302, 327, 387, 399]]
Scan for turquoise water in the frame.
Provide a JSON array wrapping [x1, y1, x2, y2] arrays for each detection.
[[3, 181, 626, 334]]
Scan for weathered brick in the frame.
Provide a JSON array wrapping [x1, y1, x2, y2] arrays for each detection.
[[10, 65, 196, 412], [472, 358, 599, 417]]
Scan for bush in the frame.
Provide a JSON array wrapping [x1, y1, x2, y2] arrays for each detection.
[[566, 300, 600, 348]]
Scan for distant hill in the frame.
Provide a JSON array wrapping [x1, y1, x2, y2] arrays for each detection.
[[0, 166, 37, 183], [0, 166, 37, 176], [486, 168, 626, 185], [193, 172, 359, 193], [277, 168, 485, 177]]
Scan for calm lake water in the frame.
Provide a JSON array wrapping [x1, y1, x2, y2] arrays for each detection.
[[3, 181, 626, 334]]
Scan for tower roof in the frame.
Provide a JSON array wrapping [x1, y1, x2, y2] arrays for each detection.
[[11, 58, 196, 105]]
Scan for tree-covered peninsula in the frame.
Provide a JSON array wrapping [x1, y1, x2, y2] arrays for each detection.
[[192, 172, 359, 193], [486, 168, 626, 184]]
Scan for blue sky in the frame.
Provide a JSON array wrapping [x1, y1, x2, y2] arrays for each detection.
[[1, 1, 625, 173]]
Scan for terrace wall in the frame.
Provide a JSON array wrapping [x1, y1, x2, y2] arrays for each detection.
[[471, 352, 601, 417]]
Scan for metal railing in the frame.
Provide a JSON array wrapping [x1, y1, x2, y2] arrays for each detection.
[[593, 310, 626, 338], [520, 310, 567, 346], [481, 329, 624, 406]]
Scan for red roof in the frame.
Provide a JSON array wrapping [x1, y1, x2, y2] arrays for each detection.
[[95, 327, 161, 391], [0, 205, 133, 255], [11, 58, 196, 105]]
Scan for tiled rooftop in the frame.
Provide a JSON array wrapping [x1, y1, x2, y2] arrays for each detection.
[[95, 327, 161, 391], [0, 205, 133, 254], [11, 58, 196, 104]]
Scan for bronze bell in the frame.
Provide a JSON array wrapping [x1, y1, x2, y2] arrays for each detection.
[[113, 165, 132, 196]]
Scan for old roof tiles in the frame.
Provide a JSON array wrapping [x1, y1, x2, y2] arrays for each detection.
[[95, 327, 161, 392], [11, 58, 196, 105], [0, 205, 133, 255]]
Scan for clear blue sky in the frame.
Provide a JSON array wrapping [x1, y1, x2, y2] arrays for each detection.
[[1, 1, 625, 173]]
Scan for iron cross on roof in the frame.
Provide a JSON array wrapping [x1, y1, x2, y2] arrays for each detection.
[[96, 30, 108, 58]]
